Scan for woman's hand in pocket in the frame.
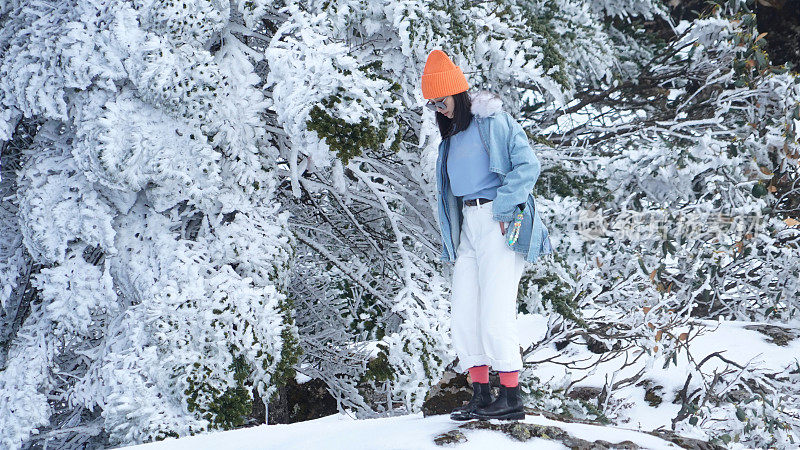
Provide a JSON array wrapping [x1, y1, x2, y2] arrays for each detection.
[[499, 221, 510, 235]]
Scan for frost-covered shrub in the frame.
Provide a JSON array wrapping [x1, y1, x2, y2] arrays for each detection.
[[2, 0, 799, 448]]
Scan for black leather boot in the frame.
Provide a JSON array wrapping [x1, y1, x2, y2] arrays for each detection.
[[472, 384, 525, 420], [450, 381, 493, 421]]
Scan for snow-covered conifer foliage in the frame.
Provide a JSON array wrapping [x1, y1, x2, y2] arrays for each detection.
[[261, 0, 638, 419], [0, 1, 299, 448], [1, 0, 799, 448], [514, 2, 800, 447], [262, 0, 800, 447]]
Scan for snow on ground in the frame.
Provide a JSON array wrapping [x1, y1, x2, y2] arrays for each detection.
[[123, 315, 799, 450], [518, 313, 800, 442], [125, 411, 681, 450]]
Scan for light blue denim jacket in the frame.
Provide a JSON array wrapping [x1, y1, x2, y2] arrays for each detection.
[[435, 90, 553, 264]]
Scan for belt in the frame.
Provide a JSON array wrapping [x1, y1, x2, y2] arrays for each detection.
[[464, 197, 492, 207]]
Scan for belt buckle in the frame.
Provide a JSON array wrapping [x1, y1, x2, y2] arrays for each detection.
[[466, 198, 488, 207]]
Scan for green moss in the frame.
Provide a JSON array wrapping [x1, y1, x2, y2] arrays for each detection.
[[644, 387, 664, 407], [520, 377, 608, 424], [206, 355, 253, 429], [578, 399, 611, 424], [402, 338, 437, 380], [519, 270, 586, 328], [185, 354, 253, 430], [345, 277, 387, 339], [439, 4, 568, 90], [270, 293, 303, 398], [537, 166, 607, 202], [517, 6, 570, 89], [752, 182, 767, 198], [361, 343, 395, 383], [155, 430, 181, 441], [307, 100, 394, 165]]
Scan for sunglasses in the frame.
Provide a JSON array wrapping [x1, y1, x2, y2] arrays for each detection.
[[425, 98, 447, 111]]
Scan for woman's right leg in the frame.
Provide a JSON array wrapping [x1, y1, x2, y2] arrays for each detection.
[[468, 364, 489, 383], [474, 202, 526, 373], [450, 205, 488, 372]]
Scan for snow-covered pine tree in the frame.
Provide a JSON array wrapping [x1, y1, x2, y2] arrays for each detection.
[[0, 1, 300, 448]]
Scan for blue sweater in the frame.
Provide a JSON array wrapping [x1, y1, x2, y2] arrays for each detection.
[[446, 116, 502, 201]]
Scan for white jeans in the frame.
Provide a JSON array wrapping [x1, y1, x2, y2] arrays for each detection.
[[450, 199, 527, 373]]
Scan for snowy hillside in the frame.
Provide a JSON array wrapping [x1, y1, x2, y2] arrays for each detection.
[[123, 316, 800, 449]]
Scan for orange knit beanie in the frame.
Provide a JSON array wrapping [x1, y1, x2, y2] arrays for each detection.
[[421, 49, 470, 99]]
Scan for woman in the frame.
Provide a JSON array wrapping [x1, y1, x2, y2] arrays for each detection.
[[421, 49, 553, 421]]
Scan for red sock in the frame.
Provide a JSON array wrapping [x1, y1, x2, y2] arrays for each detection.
[[468, 365, 489, 384], [499, 371, 519, 387]]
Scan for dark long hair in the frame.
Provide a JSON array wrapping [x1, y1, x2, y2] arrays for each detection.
[[436, 90, 473, 140]]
